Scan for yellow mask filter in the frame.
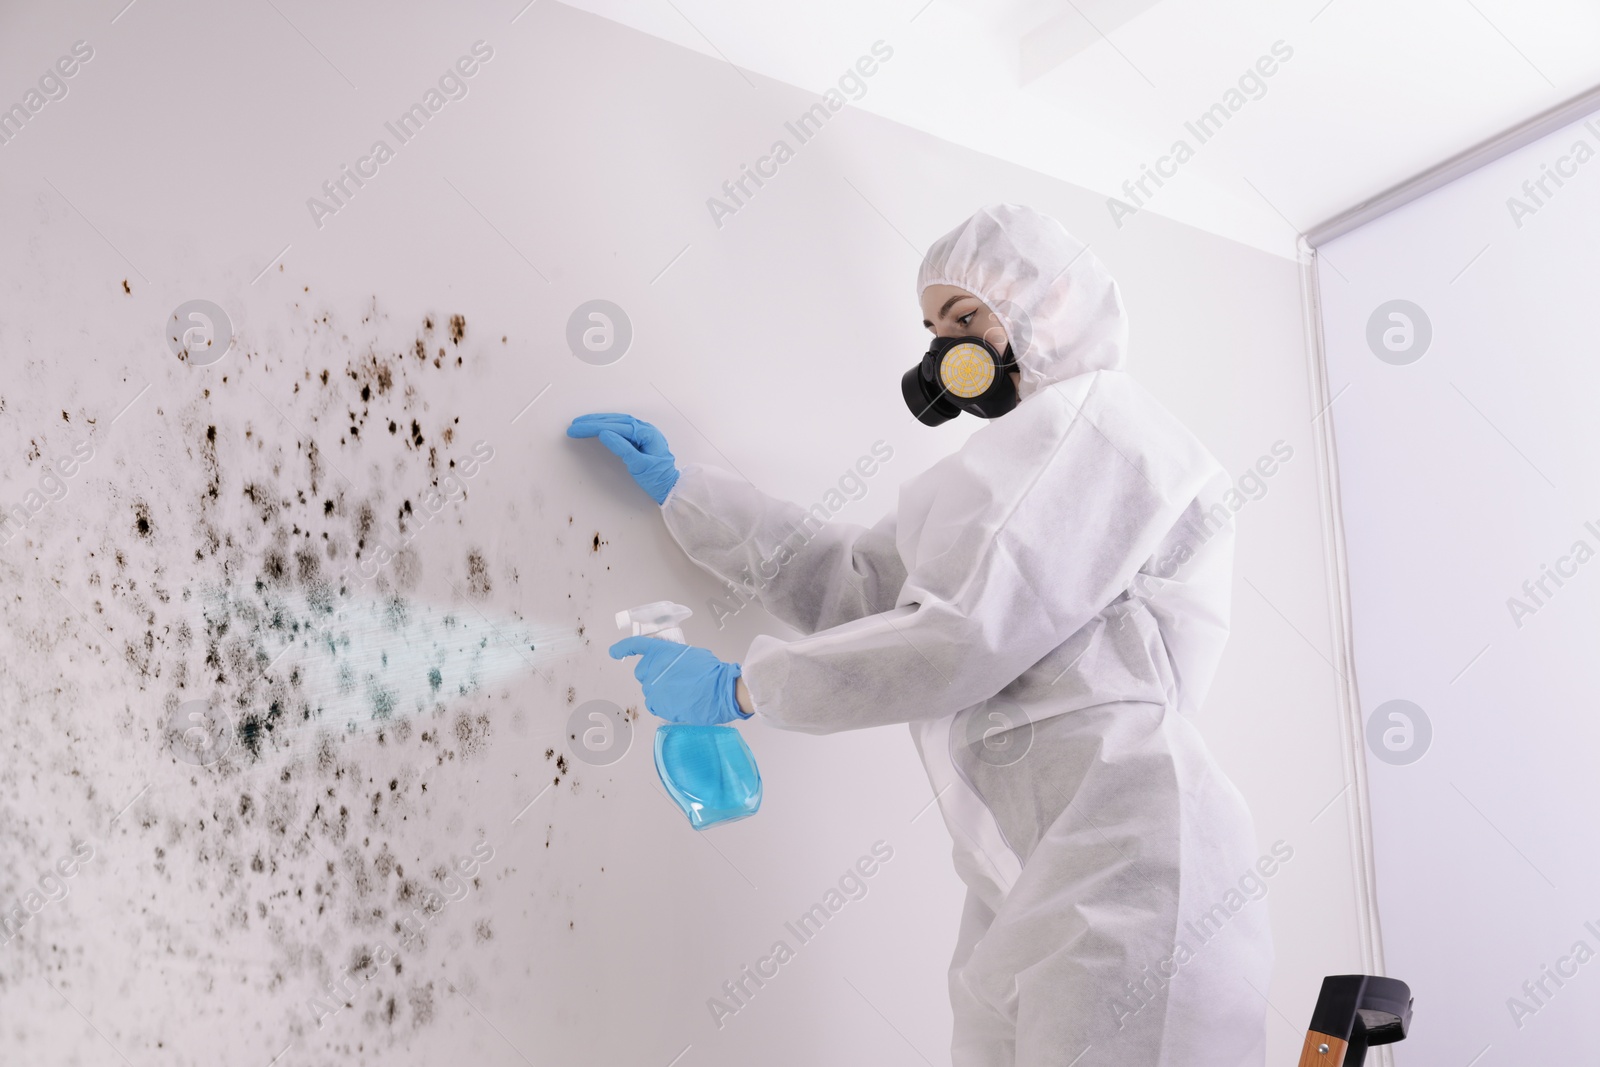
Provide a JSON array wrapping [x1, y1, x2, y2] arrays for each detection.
[[903, 334, 1019, 426], [937, 342, 997, 399]]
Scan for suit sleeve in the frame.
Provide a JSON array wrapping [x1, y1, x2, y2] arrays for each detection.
[[660, 461, 908, 637], [738, 373, 1216, 734]]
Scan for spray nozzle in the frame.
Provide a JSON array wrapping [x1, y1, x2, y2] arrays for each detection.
[[616, 601, 693, 645]]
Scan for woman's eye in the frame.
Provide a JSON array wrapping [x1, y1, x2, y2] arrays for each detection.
[[958, 312, 974, 327]]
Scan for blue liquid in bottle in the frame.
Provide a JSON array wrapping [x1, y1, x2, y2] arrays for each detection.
[[655, 724, 762, 831], [618, 601, 764, 831]]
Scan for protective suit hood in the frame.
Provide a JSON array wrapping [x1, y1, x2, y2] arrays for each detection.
[[916, 203, 1127, 404]]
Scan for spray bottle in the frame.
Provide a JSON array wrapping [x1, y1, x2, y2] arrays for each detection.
[[616, 601, 763, 830]]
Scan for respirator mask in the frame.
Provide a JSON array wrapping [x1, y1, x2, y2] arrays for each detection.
[[901, 334, 1020, 426]]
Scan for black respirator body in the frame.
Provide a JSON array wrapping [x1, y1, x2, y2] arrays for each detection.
[[901, 335, 1020, 426]]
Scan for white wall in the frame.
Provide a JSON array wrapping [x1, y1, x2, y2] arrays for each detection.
[[0, 2, 1357, 1063], [1316, 104, 1600, 1062]]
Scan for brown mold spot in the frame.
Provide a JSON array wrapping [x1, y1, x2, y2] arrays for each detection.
[[452, 712, 491, 757], [465, 550, 490, 598]]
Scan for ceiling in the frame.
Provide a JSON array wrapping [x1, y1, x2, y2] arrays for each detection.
[[560, 0, 1600, 258]]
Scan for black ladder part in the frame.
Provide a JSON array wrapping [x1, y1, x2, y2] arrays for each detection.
[[1307, 974, 1413, 1066]]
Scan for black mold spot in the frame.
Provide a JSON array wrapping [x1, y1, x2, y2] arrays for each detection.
[[448, 315, 465, 344], [408, 982, 435, 1027], [383, 595, 408, 630], [242, 482, 278, 527], [316, 735, 338, 777], [261, 550, 288, 587], [236, 701, 282, 759], [453, 712, 490, 758], [374, 846, 396, 878], [464, 551, 489, 598], [238, 717, 263, 756]]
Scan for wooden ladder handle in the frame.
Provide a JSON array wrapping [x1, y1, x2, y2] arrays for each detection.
[[1297, 1030, 1349, 1067]]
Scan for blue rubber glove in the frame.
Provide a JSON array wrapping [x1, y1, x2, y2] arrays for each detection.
[[567, 412, 680, 505], [609, 636, 750, 725]]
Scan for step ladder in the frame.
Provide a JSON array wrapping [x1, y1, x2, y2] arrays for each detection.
[[1295, 974, 1413, 1067]]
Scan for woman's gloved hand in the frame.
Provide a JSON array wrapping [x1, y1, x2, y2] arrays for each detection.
[[567, 412, 680, 505], [609, 636, 750, 725]]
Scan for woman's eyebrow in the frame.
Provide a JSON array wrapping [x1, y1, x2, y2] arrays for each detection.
[[938, 294, 969, 318]]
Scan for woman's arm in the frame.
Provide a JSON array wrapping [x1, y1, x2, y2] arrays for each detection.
[[661, 461, 907, 637]]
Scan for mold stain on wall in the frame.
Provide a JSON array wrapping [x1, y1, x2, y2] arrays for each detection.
[[0, 290, 605, 1062]]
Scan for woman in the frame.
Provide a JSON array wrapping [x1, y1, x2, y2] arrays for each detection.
[[570, 204, 1274, 1066]]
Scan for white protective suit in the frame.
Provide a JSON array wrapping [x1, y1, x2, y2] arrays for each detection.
[[658, 204, 1273, 1066]]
